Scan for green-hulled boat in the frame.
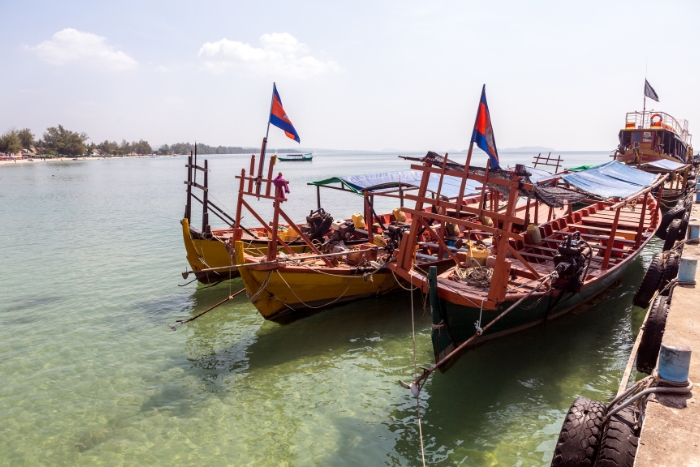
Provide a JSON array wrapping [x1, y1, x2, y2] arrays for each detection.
[[278, 152, 313, 162], [389, 155, 664, 391]]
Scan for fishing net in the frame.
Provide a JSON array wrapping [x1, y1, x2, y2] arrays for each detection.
[[453, 265, 494, 287], [533, 186, 587, 208]]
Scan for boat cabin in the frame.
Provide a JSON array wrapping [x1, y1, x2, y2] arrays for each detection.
[[615, 111, 693, 164]]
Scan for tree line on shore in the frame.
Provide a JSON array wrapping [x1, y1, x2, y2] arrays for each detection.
[[0, 125, 298, 157]]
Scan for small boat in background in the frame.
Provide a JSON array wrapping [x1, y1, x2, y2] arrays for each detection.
[[278, 152, 313, 162]]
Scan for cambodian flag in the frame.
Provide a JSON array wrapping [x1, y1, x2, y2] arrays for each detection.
[[471, 85, 500, 169], [269, 83, 300, 143]]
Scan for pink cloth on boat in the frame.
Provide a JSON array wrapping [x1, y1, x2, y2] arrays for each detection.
[[273, 175, 290, 201]]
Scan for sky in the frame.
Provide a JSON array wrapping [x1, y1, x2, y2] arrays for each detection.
[[1, 0, 699, 152]]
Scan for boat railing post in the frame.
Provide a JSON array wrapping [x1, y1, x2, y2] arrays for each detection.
[[248, 154, 256, 193], [602, 206, 621, 269], [185, 154, 192, 221], [256, 137, 267, 196], [202, 159, 209, 233], [265, 153, 276, 197], [364, 192, 372, 237], [316, 185, 321, 210], [234, 168, 245, 230], [487, 170, 522, 303], [635, 192, 649, 247], [398, 163, 432, 270], [267, 196, 280, 262], [434, 153, 448, 201]]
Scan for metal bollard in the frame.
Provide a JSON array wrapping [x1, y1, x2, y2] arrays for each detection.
[[678, 256, 698, 282], [658, 344, 692, 383], [690, 223, 700, 240]]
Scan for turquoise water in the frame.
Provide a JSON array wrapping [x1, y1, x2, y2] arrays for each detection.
[[0, 152, 656, 466]]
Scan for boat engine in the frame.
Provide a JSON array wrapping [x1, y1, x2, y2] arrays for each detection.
[[385, 224, 406, 253], [303, 208, 333, 242], [552, 232, 589, 293], [338, 221, 356, 242]]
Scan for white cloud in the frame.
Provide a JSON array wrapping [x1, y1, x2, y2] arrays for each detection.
[[31, 28, 137, 71], [198, 33, 341, 78]]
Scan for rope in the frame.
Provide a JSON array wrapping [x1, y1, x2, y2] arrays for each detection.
[[410, 273, 427, 467], [453, 265, 493, 287], [391, 269, 420, 291], [248, 270, 273, 304], [274, 270, 353, 310]]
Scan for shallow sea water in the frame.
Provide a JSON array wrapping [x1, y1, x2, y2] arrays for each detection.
[[0, 151, 657, 466]]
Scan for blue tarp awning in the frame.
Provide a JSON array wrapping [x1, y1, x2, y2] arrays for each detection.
[[562, 161, 658, 198], [525, 166, 555, 184], [309, 170, 482, 199], [642, 159, 688, 171]]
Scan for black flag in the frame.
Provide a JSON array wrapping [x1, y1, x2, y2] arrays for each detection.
[[644, 79, 659, 102]]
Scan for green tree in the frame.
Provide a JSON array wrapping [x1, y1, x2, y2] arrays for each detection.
[[132, 139, 152, 155], [96, 140, 118, 155], [17, 128, 35, 148], [118, 139, 132, 155], [43, 125, 89, 156], [0, 130, 22, 155]]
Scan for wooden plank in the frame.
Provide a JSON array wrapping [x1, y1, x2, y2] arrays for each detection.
[[403, 193, 526, 225], [506, 244, 541, 278], [552, 230, 635, 244], [401, 207, 524, 240]]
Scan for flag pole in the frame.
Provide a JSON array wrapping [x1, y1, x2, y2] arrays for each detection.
[[465, 85, 485, 169], [455, 85, 485, 219], [257, 83, 276, 195], [642, 60, 648, 128]]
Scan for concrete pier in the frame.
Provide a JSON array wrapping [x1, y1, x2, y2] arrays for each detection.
[[636, 203, 700, 466]]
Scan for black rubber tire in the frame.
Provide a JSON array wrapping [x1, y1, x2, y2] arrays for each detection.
[[632, 254, 664, 308], [655, 205, 685, 240], [679, 211, 690, 239], [551, 397, 606, 467], [660, 252, 680, 296], [684, 196, 693, 211], [662, 218, 682, 251], [636, 295, 669, 374], [594, 406, 640, 467]]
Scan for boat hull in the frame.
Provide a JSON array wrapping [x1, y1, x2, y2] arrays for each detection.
[[181, 218, 313, 284], [235, 242, 399, 321], [431, 257, 635, 362]]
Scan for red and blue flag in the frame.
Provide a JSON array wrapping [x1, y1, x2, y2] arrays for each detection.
[[471, 85, 500, 169], [269, 84, 300, 143]]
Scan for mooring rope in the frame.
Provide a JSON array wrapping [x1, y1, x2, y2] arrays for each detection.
[[409, 273, 427, 467], [274, 269, 353, 310], [248, 270, 273, 304]]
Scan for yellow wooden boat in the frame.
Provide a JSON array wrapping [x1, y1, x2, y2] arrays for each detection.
[[181, 217, 317, 283], [234, 240, 399, 320], [180, 151, 373, 284]]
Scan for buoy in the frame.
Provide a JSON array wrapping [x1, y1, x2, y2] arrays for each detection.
[[658, 343, 692, 383], [689, 223, 700, 240], [678, 256, 697, 282]]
